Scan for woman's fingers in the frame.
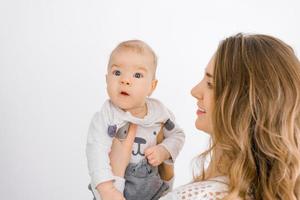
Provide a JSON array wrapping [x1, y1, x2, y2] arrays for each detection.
[[123, 123, 137, 147]]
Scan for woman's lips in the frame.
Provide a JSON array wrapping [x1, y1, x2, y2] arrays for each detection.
[[196, 109, 206, 115]]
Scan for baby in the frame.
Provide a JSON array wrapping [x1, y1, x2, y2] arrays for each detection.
[[86, 40, 185, 200]]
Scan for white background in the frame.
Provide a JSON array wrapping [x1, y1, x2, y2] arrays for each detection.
[[1, 0, 299, 199]]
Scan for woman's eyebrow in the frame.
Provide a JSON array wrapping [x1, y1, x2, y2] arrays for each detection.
[[205, 72, 213, 78]]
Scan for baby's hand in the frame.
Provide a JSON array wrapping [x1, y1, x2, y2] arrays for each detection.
[[144, 145, 171, 166]]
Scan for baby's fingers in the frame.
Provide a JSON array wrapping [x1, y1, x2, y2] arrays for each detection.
[[144, 146, 155, 157], [148, 159, 159, 166], [146, 155, 159, 166]]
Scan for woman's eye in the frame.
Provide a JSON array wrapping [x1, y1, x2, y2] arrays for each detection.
[[112, 70, 121, 76], [134, 72, 143, 78], [207, 82, 213, 88]]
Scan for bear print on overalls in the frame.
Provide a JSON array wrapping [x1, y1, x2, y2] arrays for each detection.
[[108, 119, 175, 200]]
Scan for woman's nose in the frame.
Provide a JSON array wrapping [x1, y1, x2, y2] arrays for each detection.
[[191, 82, 203, 99]]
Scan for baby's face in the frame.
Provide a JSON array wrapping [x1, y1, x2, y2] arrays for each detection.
[[106, 49, 157, 112]]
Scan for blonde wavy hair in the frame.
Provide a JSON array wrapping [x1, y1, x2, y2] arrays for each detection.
[[194, 33, 300, 200]]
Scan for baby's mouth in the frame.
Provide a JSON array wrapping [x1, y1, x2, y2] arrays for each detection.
[[120, 91, 129, 96]]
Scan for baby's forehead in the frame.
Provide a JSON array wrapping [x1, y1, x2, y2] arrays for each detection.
[[109, 48, 156, 70], [112, 46, 154, 61]]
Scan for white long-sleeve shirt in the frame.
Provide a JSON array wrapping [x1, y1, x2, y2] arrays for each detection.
[[86, 98, 185, 189]]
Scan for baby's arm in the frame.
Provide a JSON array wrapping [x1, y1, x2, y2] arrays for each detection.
[[146, 110, 185, 166], [155, 110, 185, 165]]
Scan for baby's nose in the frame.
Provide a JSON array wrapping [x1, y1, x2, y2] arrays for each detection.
[[121, 80, 131, 85]]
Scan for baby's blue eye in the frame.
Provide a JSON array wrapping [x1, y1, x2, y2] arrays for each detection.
[[113, 70, 121, 76], [134, 73, 143, 78]]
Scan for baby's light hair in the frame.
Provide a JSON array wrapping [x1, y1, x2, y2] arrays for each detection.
[[108, 40, 158, 78]]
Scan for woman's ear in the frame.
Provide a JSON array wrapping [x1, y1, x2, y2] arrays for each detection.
[[148, 79, 158, 96]]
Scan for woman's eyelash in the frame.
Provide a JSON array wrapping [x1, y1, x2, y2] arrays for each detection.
[[207, 82, 213, 88]]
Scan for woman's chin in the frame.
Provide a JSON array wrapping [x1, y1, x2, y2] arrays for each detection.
[[195, 120, 211, 135]]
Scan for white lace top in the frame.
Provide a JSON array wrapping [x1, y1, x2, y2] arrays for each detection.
[[159, 176, 229, 200]]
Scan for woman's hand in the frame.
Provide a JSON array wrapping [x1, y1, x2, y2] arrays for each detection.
[[109, 123, 137, 177]]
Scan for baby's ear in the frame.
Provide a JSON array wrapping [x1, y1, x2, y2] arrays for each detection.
[[105, 74, 108, 84], [148, 79, 158, 96]]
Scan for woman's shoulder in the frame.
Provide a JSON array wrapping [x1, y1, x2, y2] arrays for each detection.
[[161, 176, 229, 200]]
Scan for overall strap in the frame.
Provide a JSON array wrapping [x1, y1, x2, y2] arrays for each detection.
[[156, 123, 174, 181]]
